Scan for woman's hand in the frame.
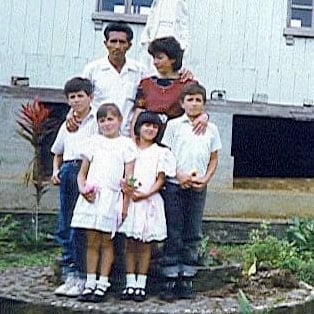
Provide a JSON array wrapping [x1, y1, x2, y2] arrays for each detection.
[[178, 68, 194, 83], [192, 112, 209, 135]]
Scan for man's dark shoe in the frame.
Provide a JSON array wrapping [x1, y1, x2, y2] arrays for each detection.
[[159, 279, 177, 301], [177, 278, 196, 299]]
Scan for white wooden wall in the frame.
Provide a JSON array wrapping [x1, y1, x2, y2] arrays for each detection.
[[1, 0, 314, 106]]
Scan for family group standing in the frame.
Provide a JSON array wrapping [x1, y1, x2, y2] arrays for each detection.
[[50, 21, 221, 303]]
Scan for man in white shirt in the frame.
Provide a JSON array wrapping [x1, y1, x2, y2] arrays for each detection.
[[81, 22, 146, 136]]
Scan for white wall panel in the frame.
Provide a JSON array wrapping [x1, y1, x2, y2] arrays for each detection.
[[1, 0, 314, 106]]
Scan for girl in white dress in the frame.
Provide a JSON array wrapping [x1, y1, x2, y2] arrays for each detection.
[[119, 111, 176, 302], [71, 103, 137, 303]]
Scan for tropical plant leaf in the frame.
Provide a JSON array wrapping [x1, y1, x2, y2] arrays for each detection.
[[237, 289, 253, 314], [247, 256, 257, 276]]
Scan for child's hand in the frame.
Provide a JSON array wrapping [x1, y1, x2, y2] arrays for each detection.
[[120, 179, 134, 195], [177, 172, 193, 189], [51, 170, 60, 185], [80, 184, 99, 203], [191, 176, 208, 191], [82, 191, 96, 203], [132, 190, 149, 202]]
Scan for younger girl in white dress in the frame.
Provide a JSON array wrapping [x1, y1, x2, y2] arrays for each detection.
[[119, 111, 176, 302], [71, 103, 137, 303]]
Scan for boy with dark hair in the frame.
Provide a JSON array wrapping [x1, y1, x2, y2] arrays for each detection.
[[160, 83, 222, 300], [51, 77, 98, 297]]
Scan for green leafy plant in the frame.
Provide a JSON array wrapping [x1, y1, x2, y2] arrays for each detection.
[[0, 215, 19, 254], [240, 222, 314, 285], [197, 236, 223, 267], [16, 99, 55, 241], [287, 218, 314, 254]]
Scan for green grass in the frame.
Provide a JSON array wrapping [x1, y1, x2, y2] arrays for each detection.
[[0, 247, 60, 269]]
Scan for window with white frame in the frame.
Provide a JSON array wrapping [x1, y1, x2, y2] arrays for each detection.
[[284, 0, 314, 41], [92, 0, 153, 29]]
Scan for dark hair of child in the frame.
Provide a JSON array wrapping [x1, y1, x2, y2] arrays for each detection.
[[134, 111, 163, 143], [97, 103, 123, 120], [179, 83, 207, 103], [64, 77, 93, 98], [104, 22, 133, 42], [148, 36, 184, 71]]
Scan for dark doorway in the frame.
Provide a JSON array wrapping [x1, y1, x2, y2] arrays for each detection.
[[231, 115, 314, 178]]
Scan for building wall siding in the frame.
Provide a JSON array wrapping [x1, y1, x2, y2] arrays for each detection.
[[1, 0, 314, 106]]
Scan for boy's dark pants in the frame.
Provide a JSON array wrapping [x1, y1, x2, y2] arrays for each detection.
[[161, 182, 207, 277], [55, 161, 85, 280]]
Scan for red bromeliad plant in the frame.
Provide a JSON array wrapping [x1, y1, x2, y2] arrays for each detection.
[[16, 99, 55, 241]]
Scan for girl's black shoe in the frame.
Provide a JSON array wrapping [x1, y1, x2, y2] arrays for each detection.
[[120, 287, 135, 301], [133, 288, 146, 302], [92, 286, 108, 303], [77, 287, 95, 302]]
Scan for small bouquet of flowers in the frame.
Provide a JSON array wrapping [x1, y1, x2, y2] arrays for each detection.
[[120, 176, 142, 192]]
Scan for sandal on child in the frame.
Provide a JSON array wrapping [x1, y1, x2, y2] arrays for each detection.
[[92, 286, 108, 303], [77, 287, 94, 302], [120, 287, 135, 301], [133, 288, 146, 302]]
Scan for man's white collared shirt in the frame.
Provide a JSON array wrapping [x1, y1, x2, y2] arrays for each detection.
[[82, 57, 147, 136], [162, 114, 222, 184]]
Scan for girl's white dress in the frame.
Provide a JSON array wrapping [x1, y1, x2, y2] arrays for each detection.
[[119, 143, 176, 242], [71, 134, 137, 234]]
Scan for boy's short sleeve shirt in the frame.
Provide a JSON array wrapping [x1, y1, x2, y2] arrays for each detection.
[[162, 114, 222, 183], [51, 108, 98, 161]]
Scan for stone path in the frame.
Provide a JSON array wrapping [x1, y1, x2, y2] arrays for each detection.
[[0, 267, 313, 314]]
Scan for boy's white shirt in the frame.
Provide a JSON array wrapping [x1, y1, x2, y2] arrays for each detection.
[[51, 107, 98, 161], [161, 113, 222, 184]]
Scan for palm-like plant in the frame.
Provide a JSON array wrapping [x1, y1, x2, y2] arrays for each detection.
[[16, 99, 55, 241]]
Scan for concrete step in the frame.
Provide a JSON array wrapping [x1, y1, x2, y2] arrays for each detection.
[[204, 188, 314, 219]]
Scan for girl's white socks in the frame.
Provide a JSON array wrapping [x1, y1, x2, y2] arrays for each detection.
[[126, 273, 137, 288], [137, 274, 147, 289], [85, 273, 97, 289]]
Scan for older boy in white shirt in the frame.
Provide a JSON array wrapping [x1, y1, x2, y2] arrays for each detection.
[[161, 83, 222, 300], [51, 77, 98, 297]]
